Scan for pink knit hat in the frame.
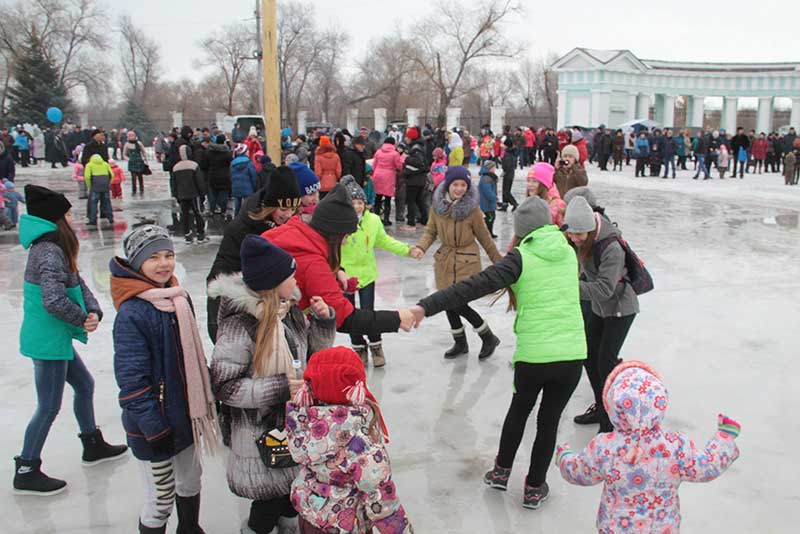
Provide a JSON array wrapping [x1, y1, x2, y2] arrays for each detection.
[[527, 162, 556, 189]]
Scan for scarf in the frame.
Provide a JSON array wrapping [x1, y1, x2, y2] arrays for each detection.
[[137, 285, 221, 461]]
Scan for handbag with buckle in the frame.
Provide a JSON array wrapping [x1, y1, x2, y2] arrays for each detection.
[[255, 413, 297, 469]]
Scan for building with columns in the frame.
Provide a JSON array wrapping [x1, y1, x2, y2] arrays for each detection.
[[552, 48, 800, 132]]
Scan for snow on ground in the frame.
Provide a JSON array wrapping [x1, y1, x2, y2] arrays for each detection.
[[1, 161, 798, 533]]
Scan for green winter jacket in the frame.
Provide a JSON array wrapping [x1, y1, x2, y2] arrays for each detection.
[[340, 211, 410, 288], [511, 225, 586, 365], [19, 215, 89, 360]]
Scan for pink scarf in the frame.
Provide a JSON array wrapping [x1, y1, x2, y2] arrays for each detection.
[[138, 286, 220, 460]]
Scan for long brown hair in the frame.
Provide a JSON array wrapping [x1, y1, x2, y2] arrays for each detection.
[[316, 230, 345, 272], [252, 289, 281, 377], [55, 217, 80, 273], [492, 234, 522, 312], [576, 228, 597, 264], [364, 398, 384, 442]]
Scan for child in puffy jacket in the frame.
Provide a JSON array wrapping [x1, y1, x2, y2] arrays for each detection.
[[3, 178, 25, 225], [230, 144, 258, 217], [556, 360, 741, 534], [0, 181, 13, 229], [430, 147, 447, 188], [287, 347, 414, 534], [73, 161, 87, 199], [526, 162, 565, 227], [478, 161, 499, 238], [109, 159, 125, 199]]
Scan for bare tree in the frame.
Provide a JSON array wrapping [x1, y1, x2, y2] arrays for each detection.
[[512, 53, 559, 125], [118, 15, 160, 106], [407, 0, 523, 125], [196, 23, 256, 115], [310, 25, 349, 123]]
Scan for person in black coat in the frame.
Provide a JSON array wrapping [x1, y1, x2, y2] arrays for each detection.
[[203, 136, 233, 215], [402, 146, 429, 227], [80, 129, 108, 165], [499, 139, 519, 211], [340, 137, 367, 186], [730, 127, 750, 178], [45, 129, 68, 168]]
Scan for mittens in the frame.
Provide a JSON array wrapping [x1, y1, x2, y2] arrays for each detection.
[[555, 443, 572, 466], [344, 277, 359, 294], [717, 414, 741, 439]]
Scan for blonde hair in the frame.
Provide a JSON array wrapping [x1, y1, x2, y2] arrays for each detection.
[[249, 206, 300, 223], [252, 289, 281, 377], [364, 398, 383, 442]]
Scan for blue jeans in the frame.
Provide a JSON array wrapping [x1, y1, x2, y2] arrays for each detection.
[[345, 283, 380, 345], [663, 156, 676, 177], [20, 351, 96, 460], [693, 155, 709, 178], [89, 191, 113, 224], [209, 189, 229, 213]]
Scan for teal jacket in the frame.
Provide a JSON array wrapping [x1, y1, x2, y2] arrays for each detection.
[[19, 214, 101, 360], [340, 211, 410, 288]]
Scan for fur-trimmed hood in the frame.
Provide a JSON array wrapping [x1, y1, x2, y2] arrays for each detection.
[[432, 180, 479, 220], [207, 273, 301, 322]]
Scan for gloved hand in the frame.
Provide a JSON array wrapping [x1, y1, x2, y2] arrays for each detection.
[[344, 277, 359, 295], [717, 414, 741, 439], [149, 431, 175, 456]]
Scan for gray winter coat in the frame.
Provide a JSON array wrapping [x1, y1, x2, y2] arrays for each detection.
[[208, 274, 336, 501], [580, 218, 639, 318]]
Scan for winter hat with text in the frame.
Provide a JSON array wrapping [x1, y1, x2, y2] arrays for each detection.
[[261, 166, 301, 209], [289, 162, 320, 196]]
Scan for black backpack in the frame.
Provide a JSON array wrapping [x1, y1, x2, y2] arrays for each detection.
[[593, 233, 654, 295]]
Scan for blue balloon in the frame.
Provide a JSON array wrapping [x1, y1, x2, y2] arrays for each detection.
[[46, 107, 63, 123]]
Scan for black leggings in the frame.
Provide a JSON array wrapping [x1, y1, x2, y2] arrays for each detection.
[[446, 304, 483, 331], [405, 184, 428, 226], [497, 360, 582, 485], [374, 194, 392, 221], [131, 172, 144, 194], [584, 312, 635, 431], [501, 174, 518, 208], [248, 495, 297, 534]]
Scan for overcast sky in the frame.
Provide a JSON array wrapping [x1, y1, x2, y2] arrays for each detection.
[[108, 0, 799, 84]]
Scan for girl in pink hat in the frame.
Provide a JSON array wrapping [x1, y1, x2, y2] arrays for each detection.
[[526, 162, 565, 227]]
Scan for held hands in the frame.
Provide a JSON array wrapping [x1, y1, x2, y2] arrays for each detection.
[[408, 246, 425, 260], [309, 296, 330, 319], [397, 306, 426, 332], [83, 312, 100, 333], [409, 305, 425, 328], [717, 414, 741, 439]]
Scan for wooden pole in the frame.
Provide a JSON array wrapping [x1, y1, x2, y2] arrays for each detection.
[[262, 0, 280, 161]]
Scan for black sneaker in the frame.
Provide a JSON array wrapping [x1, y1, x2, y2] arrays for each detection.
[[13, 457, 67, 496], [483, 460, 511, 491], [574, 403, 599, 425], [523, 479, 549, 510]]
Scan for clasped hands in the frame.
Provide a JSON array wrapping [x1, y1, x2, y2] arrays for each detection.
[[397, 305, 426, 332]]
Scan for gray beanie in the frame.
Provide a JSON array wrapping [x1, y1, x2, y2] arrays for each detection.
[[514, 197, 553, 238], [340, 175, 366, 202], [563, 186, 597, 209], [563, 196, 597, 233], [483, 160, 497, 171], [123, 225, 174, 272]]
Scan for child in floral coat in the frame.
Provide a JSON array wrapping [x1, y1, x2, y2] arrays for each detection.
[[556, 361, 741, 534], [286, 347, 414, 534]]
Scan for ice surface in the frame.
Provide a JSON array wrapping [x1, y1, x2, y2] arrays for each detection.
[[1, 162, 798, 533]]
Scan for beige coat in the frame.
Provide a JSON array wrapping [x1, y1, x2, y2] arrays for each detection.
[[416, 184, 502, 290]]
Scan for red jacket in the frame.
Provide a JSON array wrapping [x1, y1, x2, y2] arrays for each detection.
[[751, 138, 768, 160], [314, 146, 342, 192], [524, 129, 535, 148], [262, 217, 353, 328]]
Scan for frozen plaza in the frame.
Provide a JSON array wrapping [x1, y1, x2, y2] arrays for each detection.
[[1, 162, 798, 533]]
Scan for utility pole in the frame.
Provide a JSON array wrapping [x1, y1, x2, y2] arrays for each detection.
[[262, 0, 281, 161], [254, 0, 264, 117]]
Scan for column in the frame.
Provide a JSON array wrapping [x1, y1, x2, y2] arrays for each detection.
[[446, 107, 462, 130], [346, 108, 359, 134], [406, 108, 420, 127], [627, 92, 638, 122], [171, 111, 183, 129], [297, 110, 308, 136], [374, 108, 387, 132], [687, 96, 706, 129], [79, 112, 89, 128], [636, 93, 650, 120], [557, 90, 567, 130], [790, 97, 800, 130], [490, 106, 506, 136], [756, 97, 773, 133], [590, 89, 610, 127], [721, 96, 738, 132], [661, 95, 676, 128]]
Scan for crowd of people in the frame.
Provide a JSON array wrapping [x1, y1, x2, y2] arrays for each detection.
[[8, 111, 750, 533]]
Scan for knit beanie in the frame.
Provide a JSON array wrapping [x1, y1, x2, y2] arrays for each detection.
[[563, 186, 598, 209], [433, 147, 445, 160], [25, 185, 72, 223], [261, 165, 301, 209], [561, 144, 579, 161], [483, 160, 497, 171], [240, 234, 296, 291], [443, 166, 472, 190], [562, 196, 597, 233], [319, 135, 332, 149], [285, 153, 299, 165], [123, 225, 174, 272], [310, 183, 358, 235], [290, 162, 320, 196], [514, 197, 553, 238], [340, 175, 366, 203], [527, 162, 556, 190], [299, 346, 389, 440], [383, 137, 396, 146], [234, 143, 248, 156]]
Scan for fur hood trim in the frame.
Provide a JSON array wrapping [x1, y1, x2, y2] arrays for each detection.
[[433, 180, 479, 220]]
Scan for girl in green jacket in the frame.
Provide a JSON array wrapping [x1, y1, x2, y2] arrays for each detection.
[[410, 196, 586, 511], [339, 175, 419, 368]]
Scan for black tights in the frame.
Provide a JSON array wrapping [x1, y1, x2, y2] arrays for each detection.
[[446, 304, 483, 331], [496, 360, 582, 485], [374, 194, 392, 221], [131, 173, 144, 194]]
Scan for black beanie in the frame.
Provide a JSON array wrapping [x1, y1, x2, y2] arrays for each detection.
[[240, 235, 296, 291], [310, 183, 358, 236], [25, 185, 72, 223], [261, 166, 301, 209]]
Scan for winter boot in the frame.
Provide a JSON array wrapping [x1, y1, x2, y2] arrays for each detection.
[[573, 403, 599, 425], [483, 459, 511, 491], [444, 329, 469, 359], [353, 345, 369, 368], [476, 322, 500, 360], [12, 456, 67, 496], [79, 428, 128, 466], [139, 521, 167, 534], [522, 478, 550, 510], [185, 233, 194, 245], [369, 342, 386, 368], [176, 494, 206, 534]]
